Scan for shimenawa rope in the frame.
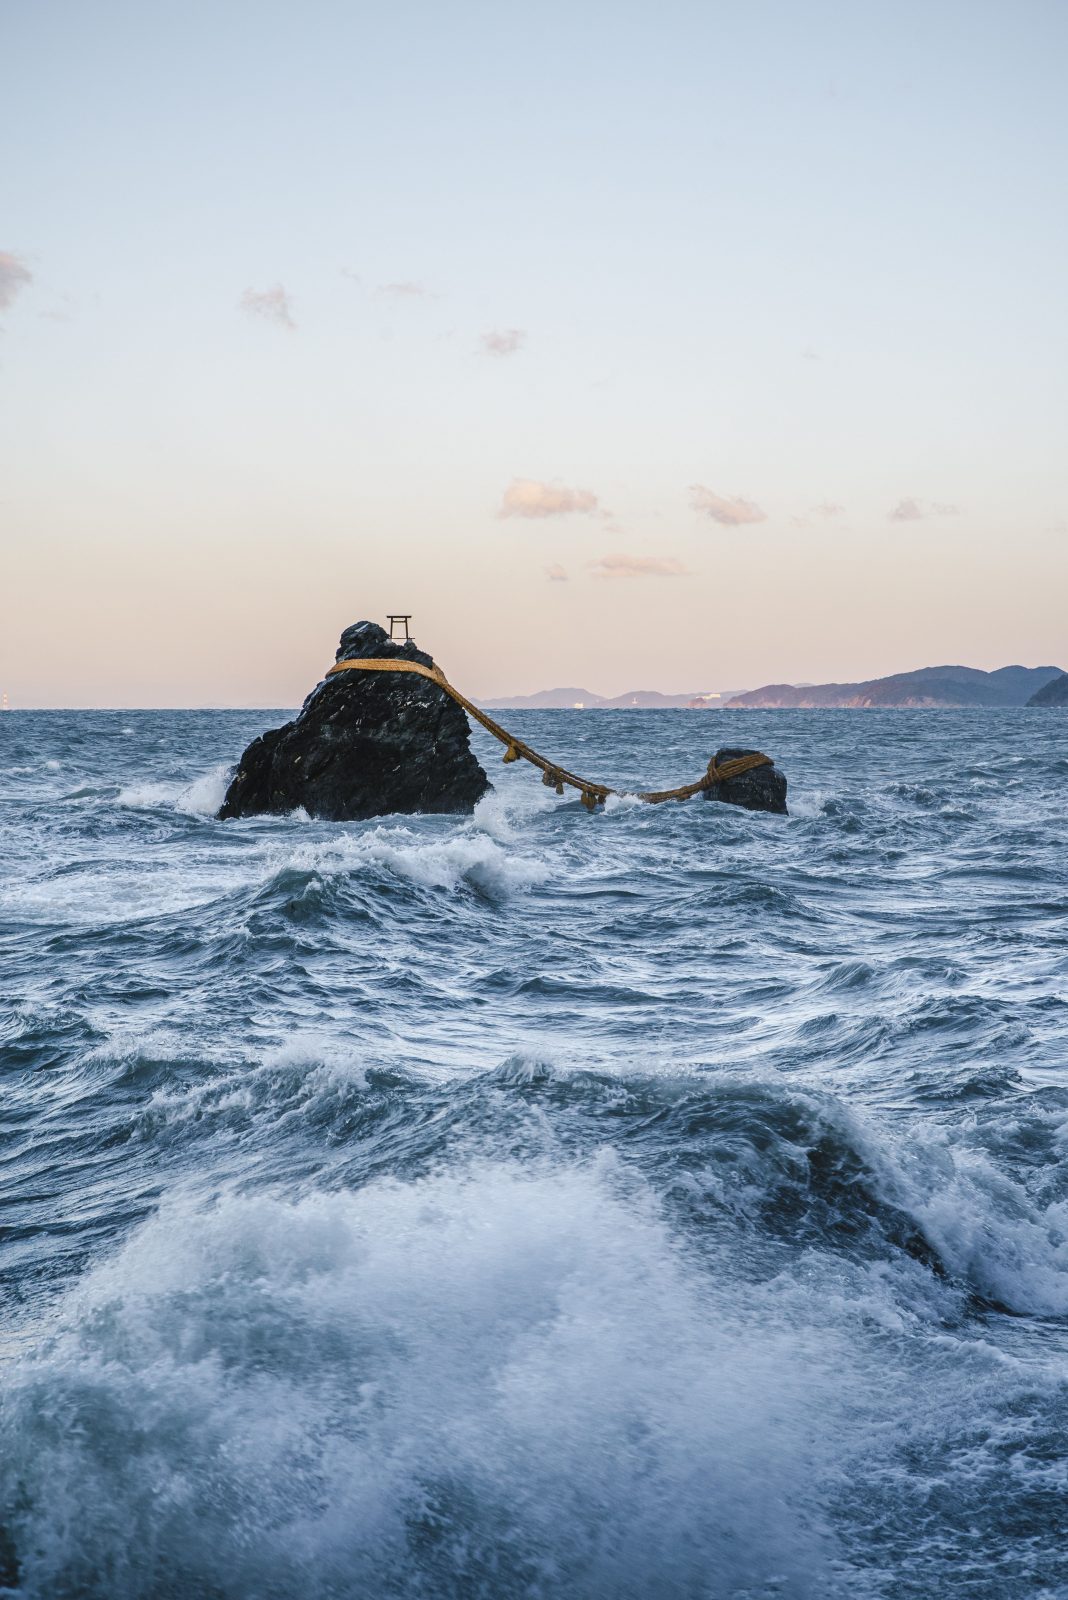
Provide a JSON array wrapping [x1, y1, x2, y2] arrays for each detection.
[[325, 657, 772, 811]]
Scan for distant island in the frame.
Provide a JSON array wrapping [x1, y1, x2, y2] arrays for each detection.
[[481, 664, 1065, 711]]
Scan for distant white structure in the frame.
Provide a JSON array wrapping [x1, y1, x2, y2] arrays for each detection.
[[1, 691, 9, 712]]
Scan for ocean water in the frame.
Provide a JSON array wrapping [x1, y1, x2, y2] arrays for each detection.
[[1, 706, 1067, 1600]]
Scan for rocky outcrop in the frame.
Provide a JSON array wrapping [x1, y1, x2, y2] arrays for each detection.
[[218, 622, 490, 821], [1027, 673, 1068, 706], [218, 622, 788, 822], [703, 748, 788, 814]]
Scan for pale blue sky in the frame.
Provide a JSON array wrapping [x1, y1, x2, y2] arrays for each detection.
[[2, 0, 1066, 704]]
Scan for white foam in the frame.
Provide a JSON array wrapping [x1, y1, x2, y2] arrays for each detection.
[[847, 1111, 1068, 1317], [1, 811, 547, 929], [0, 863, 245, 926], [603, 791, 644, 814], [471, 783, 549, 842], [114, 763, 231, 815], [907, 1142, 1068, 1316], [114, 779, 178, 809], [265, 823, 549, 899], [786, 789, 837, 819], [176, 763, 233, 816], [0, 1160, 844, 1597]]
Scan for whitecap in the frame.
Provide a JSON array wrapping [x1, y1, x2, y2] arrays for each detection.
[[114, 780, 177, 809]]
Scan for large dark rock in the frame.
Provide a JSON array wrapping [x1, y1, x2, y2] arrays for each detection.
[[218, 622, 490, 821], [703, 748, 788, 814]]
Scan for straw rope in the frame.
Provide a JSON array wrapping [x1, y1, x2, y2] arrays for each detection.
[[325, 657, 772, 810]]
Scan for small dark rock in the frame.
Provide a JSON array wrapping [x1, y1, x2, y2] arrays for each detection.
[[703, 747, 788, 814], [218, 622, 490, 821]]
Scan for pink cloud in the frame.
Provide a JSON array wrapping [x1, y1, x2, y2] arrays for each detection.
[[545, 563, 568, 581], [499, 479, 599, 519], [590, 554, 688, 579], [0, 251, 33, 311], [377, 280, 431, 300], [240, 284, 296, 330], [482, 328, 525, 357], [689, 485, 767, 525], [889, 497, 959, 522], [793, 500, 845, 528]]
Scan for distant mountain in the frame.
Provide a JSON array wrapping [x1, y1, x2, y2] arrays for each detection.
[[726, 664, 1064, 710], [479, 687, 602, 709], [479, 686, 747, 710], [1028, 672, 1068, 706]]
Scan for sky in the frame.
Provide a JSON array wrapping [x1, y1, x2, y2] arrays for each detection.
[[2, 0, 1066, 706]]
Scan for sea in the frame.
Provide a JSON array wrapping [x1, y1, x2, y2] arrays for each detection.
[[1, 706, 1067, 1600]]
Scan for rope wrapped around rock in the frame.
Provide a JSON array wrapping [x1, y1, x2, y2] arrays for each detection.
[[325, 658, 772, 810]]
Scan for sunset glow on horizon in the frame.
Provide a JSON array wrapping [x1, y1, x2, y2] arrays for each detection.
[[2, 0, 1066, 707]]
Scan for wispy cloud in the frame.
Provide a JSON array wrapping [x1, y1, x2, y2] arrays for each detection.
[[689, 485, 767, 525], [240, 284, 296, 330], [40, 289, 78, 323], [376, 280, 431, 300], [793, 500, 846, 528], [889, 497, 959, 522], [0, 251, 33, 312], [499, 479, 599, 519], [482, 328, 525, 357], [590, 554, 688, 579], [545, 563, 568, 582]]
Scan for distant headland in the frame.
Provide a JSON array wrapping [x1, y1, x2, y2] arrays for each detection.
[[1027, 672, 1068, 707], [725, 664, 1064, 709], [481, 664, 1066, 711]]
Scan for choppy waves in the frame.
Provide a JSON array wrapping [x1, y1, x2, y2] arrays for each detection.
[[1, 708, 1067, 1598]]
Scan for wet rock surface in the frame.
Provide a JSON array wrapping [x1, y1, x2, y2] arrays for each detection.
[[703, 748, 788, 814], [218, 622, 490, 821]]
